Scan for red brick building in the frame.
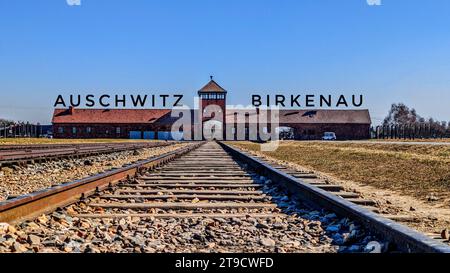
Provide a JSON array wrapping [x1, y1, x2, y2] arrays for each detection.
[[52, 79, 371, 140]]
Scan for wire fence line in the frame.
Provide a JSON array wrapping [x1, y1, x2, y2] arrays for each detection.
[[0, 122, 52, 138], [370, 123, 450, 140]]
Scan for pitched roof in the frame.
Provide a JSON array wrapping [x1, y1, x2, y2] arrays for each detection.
[[53, 108, 371, 125], [198, 80, 227, 93], [52, 109, 172, 124], [226, 109, 371, 124]]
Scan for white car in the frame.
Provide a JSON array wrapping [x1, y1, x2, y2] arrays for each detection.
[[322, 132, 336, 141]]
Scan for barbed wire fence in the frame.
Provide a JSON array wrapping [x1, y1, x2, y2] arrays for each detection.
[[370, 123, 450, 140], [0, 122, 50, 138]]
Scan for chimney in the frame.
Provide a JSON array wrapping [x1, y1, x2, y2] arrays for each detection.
[[69, 106, 75, 115]]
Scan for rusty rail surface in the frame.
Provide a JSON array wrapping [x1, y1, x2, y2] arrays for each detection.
[[0, 142, 174, 165], [219, 142, 450, 253], [0, 142, 203, 223], [0, 142, 173, 151]]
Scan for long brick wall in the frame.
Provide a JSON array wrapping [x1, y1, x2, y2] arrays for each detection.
[[52, 123, 169, 139], [283, 123, 370, 140], [53, 121, 370, 140]]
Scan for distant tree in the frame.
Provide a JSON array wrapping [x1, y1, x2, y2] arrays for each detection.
[[383, 103, 421, 126], [382, 103, 449, 138]]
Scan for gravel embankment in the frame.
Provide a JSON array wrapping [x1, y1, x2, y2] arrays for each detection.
[[0, 174, 380, 253], [0, 143, 188, 201]]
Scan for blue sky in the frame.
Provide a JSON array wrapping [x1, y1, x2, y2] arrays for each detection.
[[0, 0, 449, 124]]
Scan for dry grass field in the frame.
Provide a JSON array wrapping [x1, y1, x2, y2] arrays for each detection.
[[231, 141, 450, 204], [368, 138, 450, 143], [0, 138, 156, 145]]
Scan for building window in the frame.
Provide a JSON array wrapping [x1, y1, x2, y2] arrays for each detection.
[[58, 127, 64, 134], [116, 127, 121, 134], [87, 127, 92, 133], [72, 127, 77, 134]]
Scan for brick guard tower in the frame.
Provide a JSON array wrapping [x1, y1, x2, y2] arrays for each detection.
[[198, 76, 227, 140]]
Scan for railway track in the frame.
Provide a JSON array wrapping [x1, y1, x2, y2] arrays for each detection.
[[227, 144, 450, 246], [76, 142, 282, 220], [0, 142, 172, 167], [0, 141, 449, 253]]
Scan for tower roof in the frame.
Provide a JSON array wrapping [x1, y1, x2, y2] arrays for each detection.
[[198, 78, 227, 93]]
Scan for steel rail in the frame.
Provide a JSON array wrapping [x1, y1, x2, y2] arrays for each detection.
[[0, 142, 203, 224], [0, 142, 167, 151], [219, 142, 450, 253], [0, 142, 174, 165]]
